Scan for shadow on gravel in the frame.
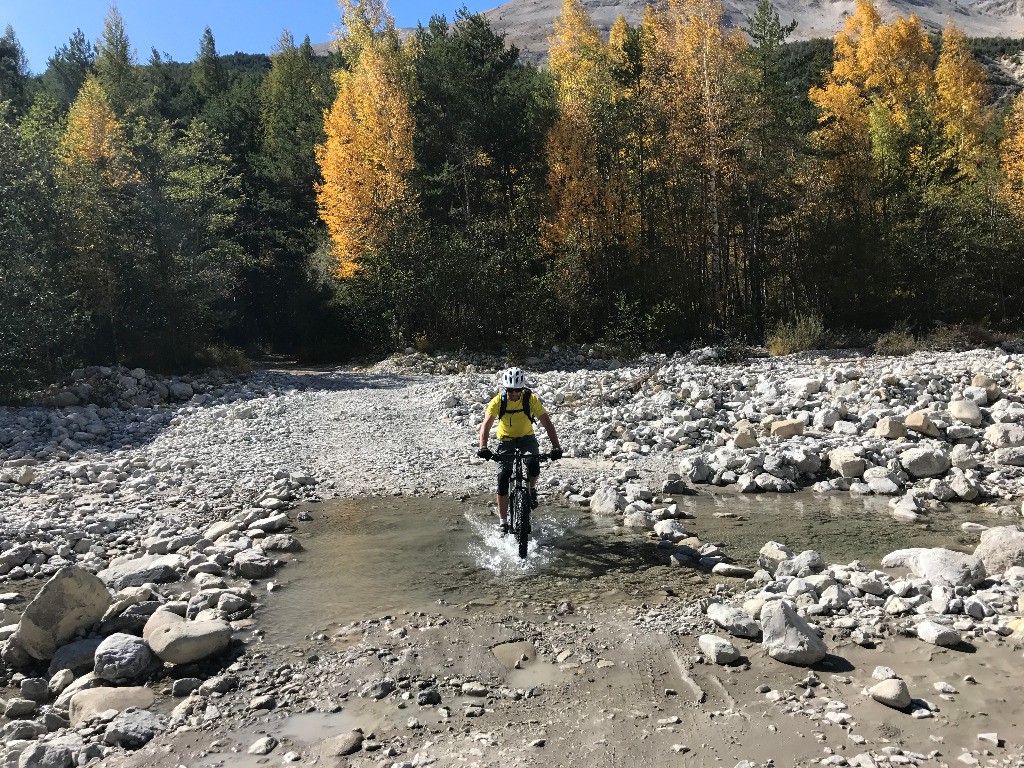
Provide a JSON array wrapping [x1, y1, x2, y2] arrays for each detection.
[[2, 369, 416, 461]]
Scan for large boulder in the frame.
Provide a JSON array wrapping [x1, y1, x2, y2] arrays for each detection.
[[761, 600, 827, 666], [49, 638, 103, 676], [97, 554, 183, 590], [319, 731, 365, 761], [706, 603, 760, 639], [775, 550, 825, 578], [93, 633, 152, 682], [916, 620, 960, 647], [103, 708, 165, 749], [994, 447, 1024, 467], [770, 419, 804, 439], [653, 519, 689, 541], [15, 741, 74, 768], [69, 686, 155, 726], [869, 678, 912, 709], [698, 635, 740, 664], [589, 486, 625, 516], [899, 447, 951, 478], [985, 423, 1024, 449], [758, 541, 794, 573], [231, 549, 274, 579], [13, 567, 110, 660], [145, 614, 231, 665], [973, 527, 1024, 576], [881, 547, 986, 587], [874, 417, 907, 440], [829, 449, 866, 479], [948, 399, 983, 427]]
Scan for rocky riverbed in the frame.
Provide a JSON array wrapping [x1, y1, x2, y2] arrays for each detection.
[[1, 347, 1024, 767]]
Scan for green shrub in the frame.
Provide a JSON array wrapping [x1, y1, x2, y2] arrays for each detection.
[[922, 323, 997, 352], [413, 333, 433, 354], [194, 344, 251, 373], [874, 327, 918, 356], [767, 315, 826, 356]]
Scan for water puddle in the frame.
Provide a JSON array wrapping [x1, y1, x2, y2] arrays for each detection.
[[190, 709, 379, 768], [686, 491, 999, 566], [257, 492, 1002, 646]]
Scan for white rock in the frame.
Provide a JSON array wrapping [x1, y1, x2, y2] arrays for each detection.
[[13, 567, 111, 661], [706, 603, 760, 639], [698, 634, 740, 664], [869, 678, 911, 709], [761, 600, 827, 666], [917, 620, 961, 647]]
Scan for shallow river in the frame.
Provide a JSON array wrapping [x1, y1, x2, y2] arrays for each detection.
[[256, 491, 1001, 646]]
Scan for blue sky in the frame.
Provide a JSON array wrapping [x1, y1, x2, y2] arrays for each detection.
[[3, 0, 498, 73]]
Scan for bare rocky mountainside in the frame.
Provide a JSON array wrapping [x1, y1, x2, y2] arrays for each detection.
[[482, 0, 1024, 61]]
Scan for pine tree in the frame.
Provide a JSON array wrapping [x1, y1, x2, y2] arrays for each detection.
[[161, 118, 245, 356], [260, 32, 328, 192], [192, 27, 227, 108], [94, 5, 144, 117], [0, 25, 31, 112], [43, 29, 95, 108]]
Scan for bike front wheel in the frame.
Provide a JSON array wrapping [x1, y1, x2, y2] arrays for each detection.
[[510, 488, 530, 559]]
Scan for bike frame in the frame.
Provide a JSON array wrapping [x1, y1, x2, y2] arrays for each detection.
[[489, 448, 551, 558]]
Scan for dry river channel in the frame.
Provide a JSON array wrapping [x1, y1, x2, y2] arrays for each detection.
[[2, 349, 1024, 768]]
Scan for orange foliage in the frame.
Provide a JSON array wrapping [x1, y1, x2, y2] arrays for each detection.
[[1000, 94, 1024, 218], [935, 21, 990, 175], [59, 76, 136, 185], [315, 41, 415, 279]]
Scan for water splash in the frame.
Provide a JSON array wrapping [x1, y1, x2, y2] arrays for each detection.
[[464, 506, 570, 575]]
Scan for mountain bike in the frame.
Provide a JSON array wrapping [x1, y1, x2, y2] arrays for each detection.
[[491, 449, 552, 559]]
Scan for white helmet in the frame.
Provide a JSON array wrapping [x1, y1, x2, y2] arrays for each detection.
[[501, 367, 526, 388]]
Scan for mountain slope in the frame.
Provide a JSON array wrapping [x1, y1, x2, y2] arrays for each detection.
[[481, 0, 1024, 62]]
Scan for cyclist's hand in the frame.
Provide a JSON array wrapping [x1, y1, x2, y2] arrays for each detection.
[[549, 447, 563, 461], [477, 446, 493, 460]]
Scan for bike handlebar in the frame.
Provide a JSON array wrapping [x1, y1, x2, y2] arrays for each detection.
[[488, 452, 554, 462]]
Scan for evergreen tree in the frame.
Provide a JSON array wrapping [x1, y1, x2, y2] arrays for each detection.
[[0, 25, 31, 113], [192, 27, 228, 109], [0, 118, 84, 391], [43, 28, 95, 108], [94, 5, 145, 117], [160, 119, 245, 360]]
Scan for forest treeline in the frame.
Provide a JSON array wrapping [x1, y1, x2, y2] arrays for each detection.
[[3, 0, 1024, 392]]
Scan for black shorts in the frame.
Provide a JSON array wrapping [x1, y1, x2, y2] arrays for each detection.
[[495, 435, 540, 496]]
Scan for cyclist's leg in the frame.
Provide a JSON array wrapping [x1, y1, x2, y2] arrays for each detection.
[[494, 439, 514, 528]]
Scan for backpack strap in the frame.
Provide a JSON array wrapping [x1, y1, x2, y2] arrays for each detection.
[[497, 389, 535, 423]]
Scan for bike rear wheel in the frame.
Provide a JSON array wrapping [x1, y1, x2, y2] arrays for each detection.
[[510, 488, 530, 559]]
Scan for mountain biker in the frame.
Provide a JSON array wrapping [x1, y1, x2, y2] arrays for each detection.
[[477, 367, 562, 535]]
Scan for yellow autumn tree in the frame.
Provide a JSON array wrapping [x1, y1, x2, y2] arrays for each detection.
[[543, 0, 632, 336], [1000, 94, 1024, 218], [809, 0, 933, 187], [935, 20, 990, 176], [59, 75, 136, 185], [316, 1, 415, 279], [544, 0, 617, 252], [645, 0, 747, 328]]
